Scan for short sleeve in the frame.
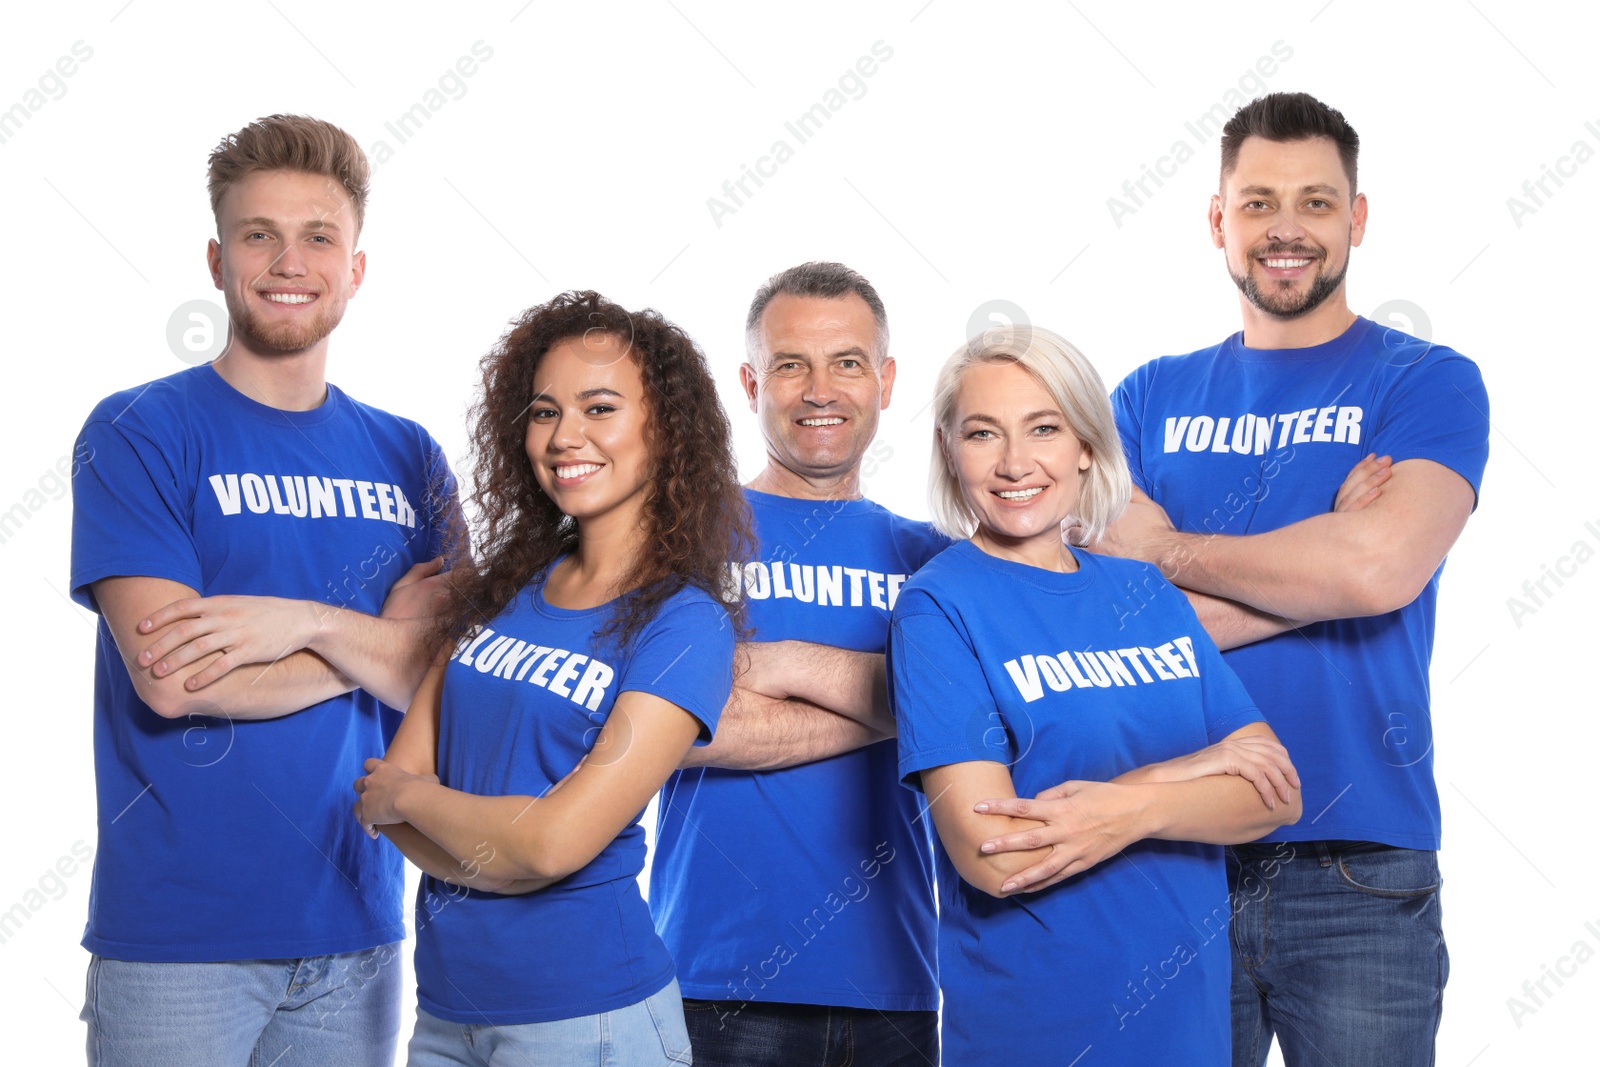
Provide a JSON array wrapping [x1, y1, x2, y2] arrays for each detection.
[[618, 592, 734, 743], [888, 591, 1012, 791], [1111, 365, 1152, 496], [419, 433, 466, 565], [1369, 350, 1490, 505], [70, 419, 202, 612]]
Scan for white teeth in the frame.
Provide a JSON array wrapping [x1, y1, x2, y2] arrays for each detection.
[[1264, 258, 1312, 269], [263, 292, 315, 304], [998, 487, 1044, 500], [799, 417, 844, 426], [556, 463, 601, 479]]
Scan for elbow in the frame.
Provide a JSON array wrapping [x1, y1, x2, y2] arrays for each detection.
[[141, 679, 209, 720], [1341, 545, 1433, 618], [957, 855, 1032, 900]]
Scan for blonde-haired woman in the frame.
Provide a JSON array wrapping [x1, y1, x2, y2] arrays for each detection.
[[888, 326, 1302, 1066]]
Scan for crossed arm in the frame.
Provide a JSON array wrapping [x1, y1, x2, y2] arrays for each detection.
[[681, 641, 893, 771], [352, 660, 704, 893], [1103, 453, 1473, 649], [92, 557, 447, 720], [921, 722, 1302, 898]]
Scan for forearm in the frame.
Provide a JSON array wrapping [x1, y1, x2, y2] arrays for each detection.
[[741, 641, 891, 733], [1147, 514, 1387, 620], [135, 646, 354, 721], [307, 608, 440, 710], [378, 821, 554, 895], [1182, 589, 1303, 650], [1131, 775, 1301, 844], [682, 688, 888, 771]]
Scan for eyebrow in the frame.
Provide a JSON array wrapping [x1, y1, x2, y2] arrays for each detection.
[[1237, 184, 1343, 199], [530, 387, 626, 404], [768, 346, 872, 362], [960, 409, 1062, 426], [232, 216, 345, 233]]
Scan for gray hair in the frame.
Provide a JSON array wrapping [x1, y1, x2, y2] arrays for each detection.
[[928, 326, 1131, 546], [744, 261, 890, 363]]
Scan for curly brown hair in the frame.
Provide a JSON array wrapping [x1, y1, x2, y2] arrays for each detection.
[[440, 290, 752, 651]]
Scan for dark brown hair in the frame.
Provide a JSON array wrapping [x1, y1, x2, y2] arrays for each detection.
[[441, 290, 752, 651], [1220, 92, 1360, 194], [207, 115, 371, 235]]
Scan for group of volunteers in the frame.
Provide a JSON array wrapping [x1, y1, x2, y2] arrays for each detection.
[[71, 91, 1488, 1067]]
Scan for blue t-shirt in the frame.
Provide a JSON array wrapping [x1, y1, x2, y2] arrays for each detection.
[[69, 363, 453, 962], [417, 576, 733, 1025], [651, 489, 948, 1011], [1112, 317, 1490, 849], [890, 542, 1264, 1067]]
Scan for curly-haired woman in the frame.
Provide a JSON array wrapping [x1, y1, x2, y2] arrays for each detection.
[[353, 290, 752, 1064]]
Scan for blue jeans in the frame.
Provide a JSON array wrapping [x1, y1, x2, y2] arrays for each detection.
[[406, 980, 692, 1066], [1228, 841, 1449, 1067], [82, 942, 402, 1066], [683, 998, 938, 1067]]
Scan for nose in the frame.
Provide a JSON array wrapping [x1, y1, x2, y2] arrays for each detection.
[[996, 434, 1031, 479], [267, 241, 308, 279], [801, 364, 838, 406], [546, 410, 586, 452], [1266, 209, 1306, 245]]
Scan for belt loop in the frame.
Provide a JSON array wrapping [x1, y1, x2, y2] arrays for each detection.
[[1314, 841, 1333, 867]]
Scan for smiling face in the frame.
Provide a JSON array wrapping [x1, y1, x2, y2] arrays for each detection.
[[741, 291, 896, 498], [942, 358, 1092, 568], [524, 333, 652, 534], [208, 168, 365, 356], [1211, 135, 1367, 322]]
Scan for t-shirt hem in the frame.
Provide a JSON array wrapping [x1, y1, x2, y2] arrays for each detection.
[[71, 560, 205, 612], [418, 964, 675, 1025], [898, 744, 1002, 790], [82, 923, 405, 963], [1257, 827, 1441, 851], [676, 980, 938, 1012]]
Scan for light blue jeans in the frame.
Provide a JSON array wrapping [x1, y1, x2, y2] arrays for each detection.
[[82, 942, 402, 1067], [406, 979, 693, 1066]]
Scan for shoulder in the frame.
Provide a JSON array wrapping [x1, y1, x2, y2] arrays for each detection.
[[1358, 321, 1483, 385], [80, 367, 208, 440], [330, 385, 443, 449], [644, 582, 734, 636], [867, 501, 955, 564], [1114, 339, 1232, 402]]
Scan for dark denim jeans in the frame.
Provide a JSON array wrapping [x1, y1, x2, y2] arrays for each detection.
[[683, 998, 938, 1067], [1228, 840, 1449, 1067]]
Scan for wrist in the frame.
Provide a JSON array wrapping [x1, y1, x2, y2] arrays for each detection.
[[303, 600, 345, 655]]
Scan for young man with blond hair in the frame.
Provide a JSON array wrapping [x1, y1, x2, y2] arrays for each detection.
[[71, 115, 455, 1066]]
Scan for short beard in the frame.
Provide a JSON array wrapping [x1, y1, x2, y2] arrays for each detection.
[[1230, 244, 1348, 319], [223, 290, 343, 354]]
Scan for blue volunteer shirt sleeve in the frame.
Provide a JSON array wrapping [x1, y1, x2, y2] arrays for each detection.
[[1111, 364, 1154, 496], [70, 418, 202, 611], [1147, 571, 1265, 742], [1368, 348, 1490, 505], [889, 588, 1011, 790], [620, 590, 735, 742]]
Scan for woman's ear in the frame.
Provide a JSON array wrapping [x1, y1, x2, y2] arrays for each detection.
[[937, 428, 955, 476], [1078, 441, 1094, 473]]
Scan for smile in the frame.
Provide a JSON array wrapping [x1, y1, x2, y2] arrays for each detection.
[[1262, 258, 1313, 269], [261, 292, 316, 304], [996, 487, 1044, 500], [798, 417, 844, 426], [555, 463, 602, 479]]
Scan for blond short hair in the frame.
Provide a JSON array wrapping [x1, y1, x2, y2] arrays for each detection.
[[928, 325, 1130, 546], [207, 114, 371, 236]]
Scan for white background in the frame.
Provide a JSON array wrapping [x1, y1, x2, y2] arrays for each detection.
[[2, 2, 1595, 1064]]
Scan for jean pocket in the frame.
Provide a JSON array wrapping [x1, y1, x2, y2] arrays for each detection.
[[1335, 846, 1440, 898], [647, 982, 695, 1064]]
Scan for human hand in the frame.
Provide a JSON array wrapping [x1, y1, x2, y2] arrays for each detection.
[[138, 595, 321, 690], [351, 757, 433, 838], [972, 781, 1146, 894], [1094, 487, 1178, 571], [1146, 734, 1300, 810], [380, 557, 450, 622], [1333, 453, 1392, 512]]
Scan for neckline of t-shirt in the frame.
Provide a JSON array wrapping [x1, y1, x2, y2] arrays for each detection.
[[744, 487, 881, 517], [1224, 315, 1374, 365], [195, 362, 348, 427], [527, 558, 622, 621], [950, 539, 1101, 594]]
